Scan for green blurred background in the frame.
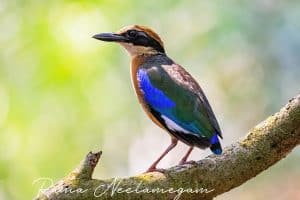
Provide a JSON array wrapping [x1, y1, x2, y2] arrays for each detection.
[[0, 0, 299, 199]]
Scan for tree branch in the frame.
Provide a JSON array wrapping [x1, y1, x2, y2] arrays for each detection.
[[35, 94, 300, 200]]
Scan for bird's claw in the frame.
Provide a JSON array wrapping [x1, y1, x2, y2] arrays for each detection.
[[179, 160, 197, 166], [144, 167, 166, 174]]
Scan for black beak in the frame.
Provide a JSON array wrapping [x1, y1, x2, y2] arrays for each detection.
[[92, 33, 128, 42]]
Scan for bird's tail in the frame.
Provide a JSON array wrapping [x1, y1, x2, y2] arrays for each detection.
[[210, 133, 222, 155]]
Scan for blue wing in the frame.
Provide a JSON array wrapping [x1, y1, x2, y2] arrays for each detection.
[[138, 68, 205, 136], [137, 68, 222, 153], [137, 69, 176, 111]]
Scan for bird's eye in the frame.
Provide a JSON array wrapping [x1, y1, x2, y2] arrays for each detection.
[[127, 30, 138, 38]]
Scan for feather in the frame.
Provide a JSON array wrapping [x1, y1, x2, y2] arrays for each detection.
[[134, 54, 222, 153]]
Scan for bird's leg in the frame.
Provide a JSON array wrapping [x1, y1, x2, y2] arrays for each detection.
[[178, 146, 195, 165], [146, 138, 178, 173]]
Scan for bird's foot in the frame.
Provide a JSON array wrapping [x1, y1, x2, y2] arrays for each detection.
[[144, 167, 166, 174], [179, 160, 197, 166]]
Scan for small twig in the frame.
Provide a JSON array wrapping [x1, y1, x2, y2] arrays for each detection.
[[70, 151, 102, 180]]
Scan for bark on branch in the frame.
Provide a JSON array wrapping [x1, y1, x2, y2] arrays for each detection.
[[35, 94, 300, 200]]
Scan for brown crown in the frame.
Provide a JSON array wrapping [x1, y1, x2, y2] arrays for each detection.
[[117, 25, 164, 48]]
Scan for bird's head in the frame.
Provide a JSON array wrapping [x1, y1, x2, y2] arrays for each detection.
[[93, 25, 165, 57]]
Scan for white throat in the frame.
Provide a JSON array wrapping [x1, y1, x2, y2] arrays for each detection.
[[119, 43, 157, 57]]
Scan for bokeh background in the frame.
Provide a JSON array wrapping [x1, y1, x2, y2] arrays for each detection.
[[0, 0, 300, 199]]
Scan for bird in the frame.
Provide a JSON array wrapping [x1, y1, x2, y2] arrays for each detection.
[[93, 25, 222, 172]]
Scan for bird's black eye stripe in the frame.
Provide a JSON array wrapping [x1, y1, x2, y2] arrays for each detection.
[[127, 30, 138, 38], [123, 30, 165, 53]]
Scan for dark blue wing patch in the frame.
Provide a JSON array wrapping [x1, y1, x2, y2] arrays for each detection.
[[210, 133, 222, 155], [137, 69, 175, 110]]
